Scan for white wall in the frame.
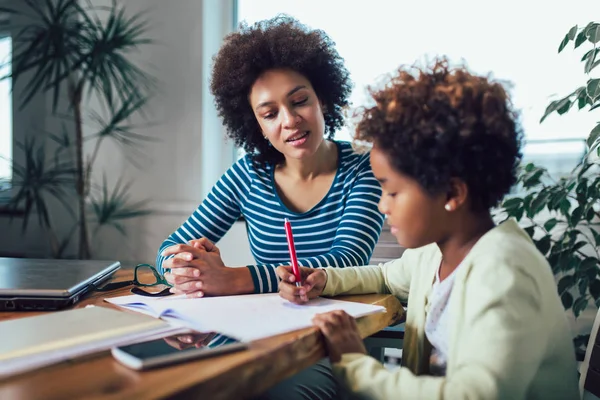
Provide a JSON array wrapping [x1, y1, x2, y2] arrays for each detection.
[[0, 0, 254, 267]]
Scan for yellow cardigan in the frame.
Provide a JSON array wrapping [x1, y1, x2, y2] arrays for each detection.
[[322, 219, 580, 399]]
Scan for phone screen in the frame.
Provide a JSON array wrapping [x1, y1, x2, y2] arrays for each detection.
[[117, 331, 242, 359]]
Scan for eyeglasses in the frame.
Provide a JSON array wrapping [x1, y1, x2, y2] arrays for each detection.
[[93, 263, 173, 297]]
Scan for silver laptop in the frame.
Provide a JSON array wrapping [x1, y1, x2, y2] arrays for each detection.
[[0, 258, 120, 311]]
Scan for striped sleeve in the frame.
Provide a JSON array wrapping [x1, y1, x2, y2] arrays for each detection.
[[155, 158, 251, 274], [247, 155, 385, 293]]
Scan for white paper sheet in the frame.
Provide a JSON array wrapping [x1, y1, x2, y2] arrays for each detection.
[[106, 293, 386, 342]]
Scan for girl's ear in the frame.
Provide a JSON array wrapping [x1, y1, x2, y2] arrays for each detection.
[[444, 178, 468, 212]]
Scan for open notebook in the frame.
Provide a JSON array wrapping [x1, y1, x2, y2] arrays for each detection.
[[106, 293, 386, 342]]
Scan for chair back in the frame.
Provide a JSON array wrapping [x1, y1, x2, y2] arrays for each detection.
[[371, 220, 405, 264], [581, 307, 600, 399]]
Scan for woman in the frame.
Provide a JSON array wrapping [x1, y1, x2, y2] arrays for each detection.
[[277, 59, 580, 399], [157, 16, 385, 400], [157, 16, 384, 297]]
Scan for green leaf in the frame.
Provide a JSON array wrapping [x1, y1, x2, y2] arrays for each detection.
[[585, 266, 597, 281], [572, 241, 588, 253], [588, 123, 600, 148], [541, 98, 568, 123], [590, 279, 600, 300], [559, 198, 571, 218], [535, 235, 552, 255], [544, 218, 558, 232], [563, 254, 581, 273], [524, 226, 535, 239], [549, 190, 568, 211], [561, 291, 574, 309], [523, 169, 545, 188], [567, 25, 578, 40], [576, 178, 589, 201], [586, 206, 596, 222], [557, 99, 573, 115], [501, 197, 525, 220], [531, 190, 552, 215], [576, 30, 587, 48], [573, 296, 589, 317], [586, 23, 600, 44], [587, 79, 600, 101], [579, 277, 589, 296], [559, 33, 571, 53], [581, 257, 599, 270], [502, 197, 523, 209], [524, 163, 536, 172], [558, 275, 575, 294], [581, 48, 594, 61], [558, 34, 570, 53], [583, 49, 600, 73], [593, 231, 600, 247], [571, 206, 583, 226]]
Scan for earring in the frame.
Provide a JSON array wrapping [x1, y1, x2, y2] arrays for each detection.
[[445, 204, 452, 211]]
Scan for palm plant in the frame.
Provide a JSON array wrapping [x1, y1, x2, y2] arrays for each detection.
[[0, 0, 155, 258]]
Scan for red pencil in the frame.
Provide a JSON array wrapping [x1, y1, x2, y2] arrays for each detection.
[[284, 218, 302, 287]]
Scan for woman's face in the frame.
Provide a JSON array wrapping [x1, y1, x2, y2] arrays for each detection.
[[249, 69, 326, 160], [370, 144, 449, 249]]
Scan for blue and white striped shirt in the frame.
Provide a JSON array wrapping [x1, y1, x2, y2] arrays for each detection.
[[157, 141, 385, 293]]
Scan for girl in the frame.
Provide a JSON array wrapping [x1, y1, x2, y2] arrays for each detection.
[[277, 59, 580, 399]]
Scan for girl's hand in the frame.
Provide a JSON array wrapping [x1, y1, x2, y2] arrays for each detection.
[[312, 310, 367, 363], [276, 266, 327, 304]]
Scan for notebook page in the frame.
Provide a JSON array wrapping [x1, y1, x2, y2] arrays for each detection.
[[106, 293, 385, 342], [105, 294, 187, 318]]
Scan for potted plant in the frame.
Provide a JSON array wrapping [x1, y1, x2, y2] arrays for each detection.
[[499, 22, 600, 357], [0, 0, 155, 259]]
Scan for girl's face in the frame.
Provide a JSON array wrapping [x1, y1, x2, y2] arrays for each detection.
[[370, 144, 449, 249], [249, 69, 327, 160]]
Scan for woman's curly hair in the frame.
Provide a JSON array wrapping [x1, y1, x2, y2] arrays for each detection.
[[210, 15, 352, 166], [355, 58, 523, 211]]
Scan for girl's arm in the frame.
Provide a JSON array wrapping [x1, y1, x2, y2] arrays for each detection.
[[329, 258, 570, 399]]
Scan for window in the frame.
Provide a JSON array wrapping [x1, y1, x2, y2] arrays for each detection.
[[236, 0, 599, 173], [0, 35, 11, 191]]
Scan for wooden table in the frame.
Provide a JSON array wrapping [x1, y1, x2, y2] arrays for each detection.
[[0, 269, 403, 400]]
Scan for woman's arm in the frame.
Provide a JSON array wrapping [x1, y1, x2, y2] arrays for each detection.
[[155, 158, 249, 274]]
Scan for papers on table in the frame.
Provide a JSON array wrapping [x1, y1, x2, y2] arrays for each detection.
[[0, 306, 186, 379], [106, 293, 386, 342]]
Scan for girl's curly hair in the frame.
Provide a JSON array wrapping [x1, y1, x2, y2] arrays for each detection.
[[210, 15, 352, 166], [355, 58, 523, 211]]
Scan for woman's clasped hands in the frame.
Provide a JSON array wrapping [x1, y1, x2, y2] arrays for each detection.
[[162, 238, 244, 297]]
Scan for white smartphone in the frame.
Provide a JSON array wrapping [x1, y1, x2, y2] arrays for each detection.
[[111, 330, 247, 370]]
